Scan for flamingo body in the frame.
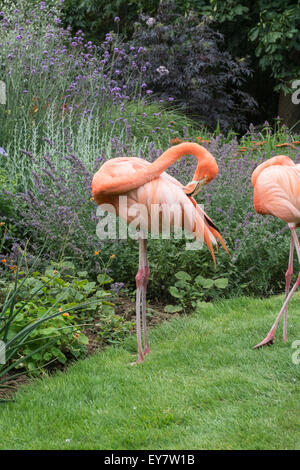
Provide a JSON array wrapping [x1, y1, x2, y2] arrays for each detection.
[[253, 160, 300, 224], [94, 156, 224, 257], [252, 155, 300, 348]]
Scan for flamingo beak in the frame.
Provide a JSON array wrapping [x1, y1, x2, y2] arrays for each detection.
[[183, 178, 206, 197]]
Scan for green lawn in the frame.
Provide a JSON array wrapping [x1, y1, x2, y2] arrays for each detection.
[[0, 293, 299, 450]]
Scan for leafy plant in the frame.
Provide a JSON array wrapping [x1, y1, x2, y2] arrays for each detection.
[[62, 0, 160, 42], [97, 312, 135, 345], [165, 271, 228, 312], [249, 3, 300, 93], [0, 257, 113, 386], [201, 0, 300, 94]]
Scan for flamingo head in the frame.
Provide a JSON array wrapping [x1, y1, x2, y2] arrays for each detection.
[[183, 153, 218, 196]]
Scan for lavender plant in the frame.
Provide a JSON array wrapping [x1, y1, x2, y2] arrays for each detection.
[[7, 139, 100, 273], [0, 0, 197, 178], [0, 0, 154, 151]]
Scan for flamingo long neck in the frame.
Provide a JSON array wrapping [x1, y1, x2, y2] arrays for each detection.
[[144, 142, 213, 181], [93, 143, 215, 198]]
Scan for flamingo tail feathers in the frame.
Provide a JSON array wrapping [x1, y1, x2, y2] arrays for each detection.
[[189, 196, 230, 265]]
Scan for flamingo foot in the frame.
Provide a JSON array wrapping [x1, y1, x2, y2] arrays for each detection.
[[253, 332, 275, 349], [144, 346, 150, 356], [129, 352, 144, 365]]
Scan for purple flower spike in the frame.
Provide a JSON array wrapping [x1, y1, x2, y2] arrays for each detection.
[[0, 147, 8, 157]]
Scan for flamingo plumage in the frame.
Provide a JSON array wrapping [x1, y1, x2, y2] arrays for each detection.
[[92, 143, 228, 363], [252, 155, 300, 348]]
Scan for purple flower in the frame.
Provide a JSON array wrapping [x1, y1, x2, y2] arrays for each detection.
[[0, 147, 8, 157], [110, 282, 124, 294], [114, 17, 120, 23]]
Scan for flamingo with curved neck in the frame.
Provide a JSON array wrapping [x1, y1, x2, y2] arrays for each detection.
[[92, 142, 228, 363]]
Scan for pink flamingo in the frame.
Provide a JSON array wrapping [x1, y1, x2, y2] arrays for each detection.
[[92, 142, 228, 363], [252, 155, 300, 348]]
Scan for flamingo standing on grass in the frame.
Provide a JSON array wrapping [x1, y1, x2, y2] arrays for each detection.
[[92, 143, 228, 363], [252, 155, 300, 349]]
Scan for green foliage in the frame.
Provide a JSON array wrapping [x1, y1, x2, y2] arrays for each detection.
[[0, 259, 113, 383], [0, 168, 18, 253], [195, 0, 300, 93], [249, 4, 300, 92], [62, 0, 300, 94], [165, 270, 228, 312], [62, 0, 160, 41], [0, 167, 15, 217], [97, 312, 135, 345]]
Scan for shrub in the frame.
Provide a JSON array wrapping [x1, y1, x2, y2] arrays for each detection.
[[62, 0, 160, 42], [126, 1, 257, 131]]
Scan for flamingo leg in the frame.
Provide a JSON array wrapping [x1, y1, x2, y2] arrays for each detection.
[[283, 235, 294, 342], [132, 236, 150, 364], [141, 240, 150, 355], [134, 284, 144, 363], [291, 226, 300, 263], [254, 227, 300, 349]]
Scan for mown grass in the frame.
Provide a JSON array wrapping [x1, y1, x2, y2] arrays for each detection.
[[0, 293, 299, 450]]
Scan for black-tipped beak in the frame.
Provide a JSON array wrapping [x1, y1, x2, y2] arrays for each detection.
[[183, 178, 206, 197]]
